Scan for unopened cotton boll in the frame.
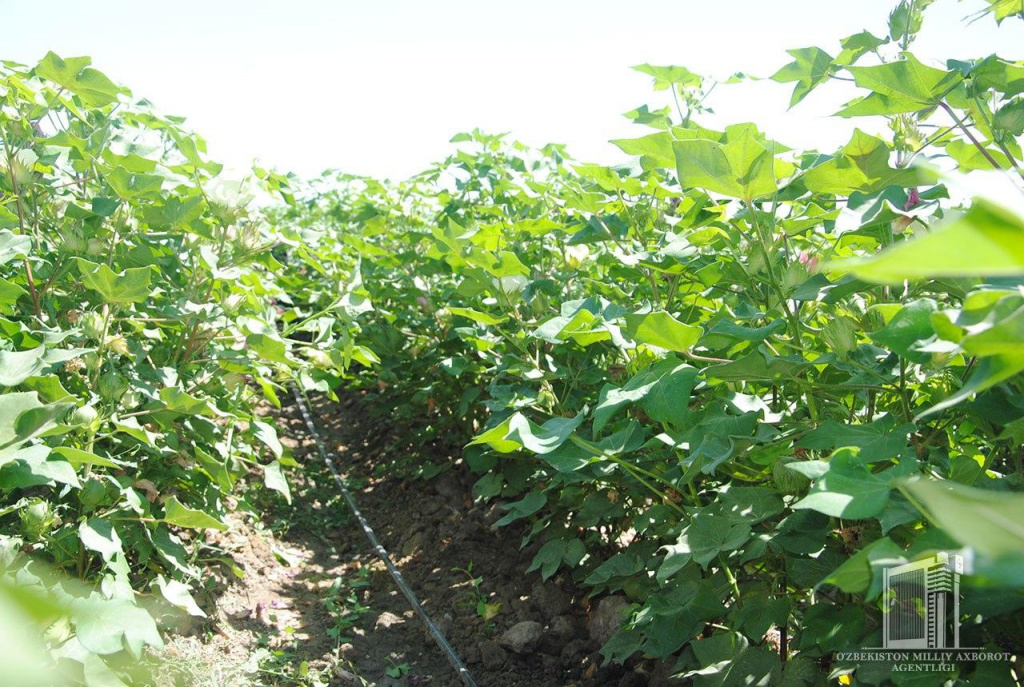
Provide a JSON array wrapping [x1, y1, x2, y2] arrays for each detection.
[[10, 148, 37, 186]]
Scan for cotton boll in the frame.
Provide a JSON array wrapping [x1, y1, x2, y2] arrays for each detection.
[[493, 275, 528, 293], [565, 244, 590, 267]]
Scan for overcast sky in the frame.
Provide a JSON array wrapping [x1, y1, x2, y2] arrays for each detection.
[[4, 1, 1023, 180]]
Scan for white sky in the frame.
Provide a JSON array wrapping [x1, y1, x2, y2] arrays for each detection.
[[4, 1, 1023, 180]]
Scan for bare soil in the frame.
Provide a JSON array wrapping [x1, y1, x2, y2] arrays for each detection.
[[155, 393, 670, 687]]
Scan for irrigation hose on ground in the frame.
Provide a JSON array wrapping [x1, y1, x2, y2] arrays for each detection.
[[290, 385, 479, 687]]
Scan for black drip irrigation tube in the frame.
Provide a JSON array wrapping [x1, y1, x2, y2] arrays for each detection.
[[289, 385, 479, 687]]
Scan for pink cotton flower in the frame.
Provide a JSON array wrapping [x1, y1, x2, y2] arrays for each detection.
[[905, 188, 920, 211], [798, 251, 819, 272]]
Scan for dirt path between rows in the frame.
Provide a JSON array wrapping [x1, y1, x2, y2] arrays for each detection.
[[155, 393, 672, 686]]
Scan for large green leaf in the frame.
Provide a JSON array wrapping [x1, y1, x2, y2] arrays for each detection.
[[820, 536, 905, 599], [981, 0, 1024, 23], [0, 347, 47, 386], [593, 360, 698, 432], [73, 596, 163, 656], [838, 53, 962, 117], [799, 418, 914, 464], [611, 132, 675, 169], [468, 412, 584, 455], [101, 166, 165, 201], [79, 519, 123, 563], [832, 200, 1024, 283], [35, 52, 121, 107], [0, 392, 71, 463], [0, 231, 32, 265], [161, 497, 227, 531], [673, 126, 795, 200], [246, 333, 292, 365], [869, 298, 937, 361], [772, 47, 835, 107], [624, 311, 702, 353], [802, 129, 933, 194], [789, 448, 915, 519], [263, 460, 291, 504], [900, 478, 1024, 557], [75, 259, 154, 304]]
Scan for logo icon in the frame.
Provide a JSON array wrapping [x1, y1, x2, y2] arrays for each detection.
[[882, 552, 963, 649]]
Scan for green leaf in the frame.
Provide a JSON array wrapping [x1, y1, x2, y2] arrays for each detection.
[[685, 632, 781, 685], [74, 597, 163, 656], [469, 412, 584, 455], [0, 207, 20, 230], [832, 200, 1024, 283], [838, 53, 961, 117], [717, 486, 786, 525], [946, 138, 1013, 173], [673, 126, 795, 200], [52, 446, 120, 469], [0, 277, 27, 312], [981, 0, 1024, 24], [0, 392, 71, 462], [527, 538, 586, 580], [802, 129, 933, 194], [79, 519, 123, 562], [733, 592, 790, 639], [799, 418, 914, 464], [75, 259, 153, 304], [246, 333, 291, 365], [0, 347, 46, 386], [820, 536, 905, 598], [0, 231, 31, 265], [920, 352, 1024, 419], [836, 31, 889, 66], [633, 64, 702, 90], [611, 132, 675, 169], [162, 496, 227, 531], [594, 361, 698, 433], [494, 491, 547, 527], [0, 445, 80, 489], [679, 509, 752, 568], [960, 302, 1024, 356], [159, 387, 212, 416], [35, 52, 121, 107], [101, 166, 165, 201], [448, 307, 507, 325], [900, 478, 1024, 557], [23, 375, 74, 403], [624, 311, 702, 353], [771, 47, 835, 107], [263, 460, 291, 504], [584, 552, 644, 585], [790, 448, 901, 519], [152, 577, 206, 618], [993, 98, 1024, 139], [870, 298, 937, 360], [252, 419, 283, 458]]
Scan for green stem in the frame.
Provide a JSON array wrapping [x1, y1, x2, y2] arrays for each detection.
[[720, 554, 743, 607], [939, 101, 1009, 176], [569, 435, 686, 515]]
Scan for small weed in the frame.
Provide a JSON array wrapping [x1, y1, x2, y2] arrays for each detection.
[[324, 568, 372, 645], [385, 659, 412, 678], [451, 562, 501, 622]]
